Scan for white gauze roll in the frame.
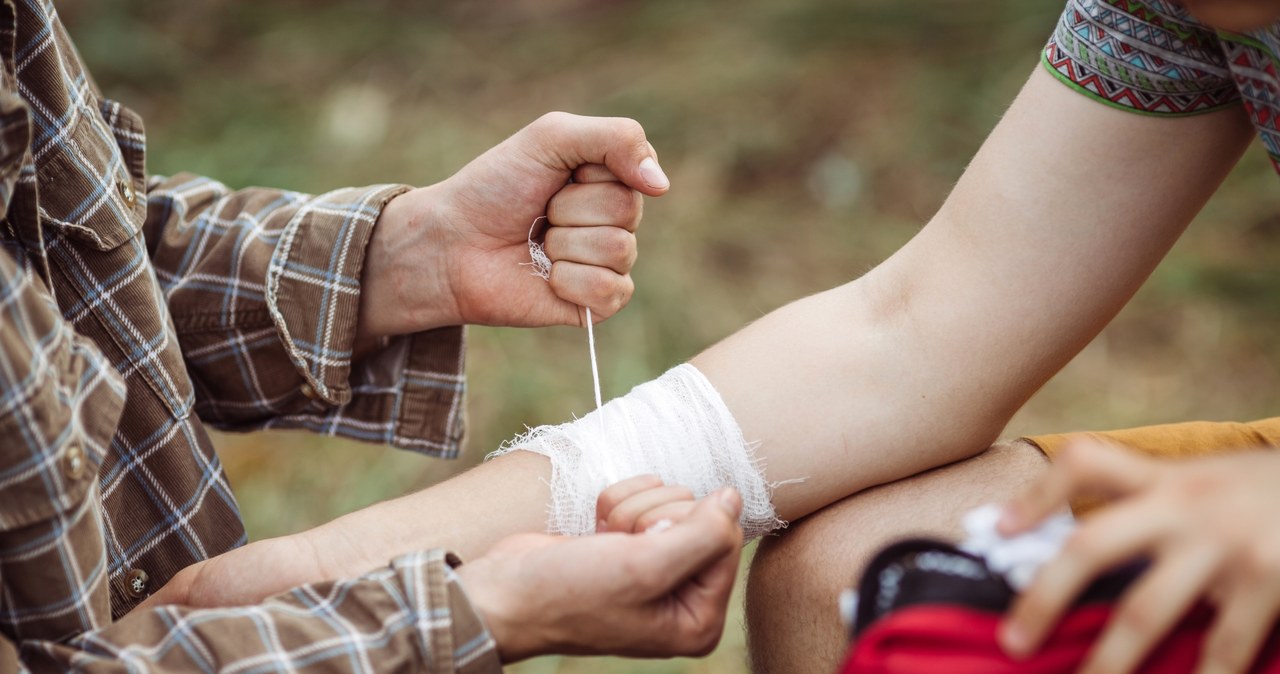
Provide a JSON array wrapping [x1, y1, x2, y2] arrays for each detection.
[[487, 363, 782, 539]]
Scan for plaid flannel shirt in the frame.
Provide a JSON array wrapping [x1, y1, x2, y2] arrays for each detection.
[[0, 0, 499, 671]]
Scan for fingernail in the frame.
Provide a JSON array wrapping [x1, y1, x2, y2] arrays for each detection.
[[638, 157, 669, 190], [716, 488, 740, 515], [999, 623, 1029, 659], [596, 519, 608, 533]]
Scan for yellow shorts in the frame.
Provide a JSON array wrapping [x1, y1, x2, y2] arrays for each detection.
[[1022, 418, 1280, 515]]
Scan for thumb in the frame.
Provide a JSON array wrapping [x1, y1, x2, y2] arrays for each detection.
[[523, 111, 670, 196], [637, 488, 744, 595]]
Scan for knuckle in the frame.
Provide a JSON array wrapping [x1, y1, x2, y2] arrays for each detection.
[[607, 506, 639, 533], [1063, 529, 1101, 560], [672, 622, 721, 657], [616, 276, 635, 309], [596, 491, 619, 519], [606, 236, 637, 271], [626, 559, 664, 593], [1174, 473, 1221, 501], [691, 623, 724, 656], [589, 274, 631, 318], [603, 182, 635, 214], [671, 486, 695, 501], [663, 501, 697, 522], [1205, 632, 1248, 671], [600, 227, 632, 260], [540, 228, 562, 257], [546, 263, 567, 292], [1057, 442, 1089, 471], [591, 275, 615, 301], [544, 198, 565, 227], [614, 116, 646, 142], [1240, 544, 1280, 579], [1114, 602, 1159, 636], [534, 110, 573, 132], [608, 292, 628, 316]]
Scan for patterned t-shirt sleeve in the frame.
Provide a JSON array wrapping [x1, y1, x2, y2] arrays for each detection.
[[1044, 0, 1241, 115]]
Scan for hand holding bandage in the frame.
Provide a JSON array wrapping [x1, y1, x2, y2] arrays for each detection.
[[456, 487, 744, 662], [490, 363, 782, 540]]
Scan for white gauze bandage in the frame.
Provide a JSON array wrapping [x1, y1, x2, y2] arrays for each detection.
[[487, 363, 782, 539]]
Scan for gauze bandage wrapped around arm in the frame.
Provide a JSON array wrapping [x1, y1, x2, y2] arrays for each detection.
[[487, 363, 783, 539]]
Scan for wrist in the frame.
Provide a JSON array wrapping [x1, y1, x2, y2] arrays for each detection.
[[300, 517, 386, 582], [357, 184, 462, 344], [455, 560, 543, 663]]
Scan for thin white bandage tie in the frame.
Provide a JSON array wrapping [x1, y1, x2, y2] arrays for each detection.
[[521, 216, 613, 483], [521, 215, 603, 409]]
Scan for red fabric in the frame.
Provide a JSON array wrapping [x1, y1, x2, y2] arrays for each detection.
[[842, 603, 1280, 674]]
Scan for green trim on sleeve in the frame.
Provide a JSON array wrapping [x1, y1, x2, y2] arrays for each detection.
[[1039, 50, 1240, 119]]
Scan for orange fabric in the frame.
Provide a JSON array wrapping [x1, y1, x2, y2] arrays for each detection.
[[1025, 418, 1280, 460], [1022, 418, 1280, 515]]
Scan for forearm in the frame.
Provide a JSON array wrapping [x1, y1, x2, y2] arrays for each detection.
[[312, 451, 552, 569]]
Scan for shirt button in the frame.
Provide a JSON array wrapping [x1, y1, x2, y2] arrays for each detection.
[[299, 381, 318, 401], [125, 568, 150, 599], [117, 177, 136, 207], [63, 444, 87, 480]]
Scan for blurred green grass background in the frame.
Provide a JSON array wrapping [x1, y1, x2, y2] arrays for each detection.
[[60, 0, 1280, 671]]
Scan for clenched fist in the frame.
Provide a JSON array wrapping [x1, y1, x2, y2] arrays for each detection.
[[357, 112, 668, 343]]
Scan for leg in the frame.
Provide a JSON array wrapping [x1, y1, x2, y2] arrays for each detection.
[[745, 441, 1048, 674]]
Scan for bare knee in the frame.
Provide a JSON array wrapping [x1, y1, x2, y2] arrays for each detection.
[[744, 440, 1047, 673], [745, 501, 885, 674]]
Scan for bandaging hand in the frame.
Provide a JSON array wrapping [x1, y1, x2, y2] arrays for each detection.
[[596, 474, 699, 534], [996, 441, 1280, 674], [358, 112, 668, 342], [457, 487, 744, 661]]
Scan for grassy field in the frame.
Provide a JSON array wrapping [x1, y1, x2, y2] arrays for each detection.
[[61, 1, 1280, 671]]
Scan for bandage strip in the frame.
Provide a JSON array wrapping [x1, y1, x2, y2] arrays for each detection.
[[490, 364, 783, 539], [524, 215, 609, 482]]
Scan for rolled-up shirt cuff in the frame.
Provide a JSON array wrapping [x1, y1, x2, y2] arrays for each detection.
[[265, 182, 410, 407]]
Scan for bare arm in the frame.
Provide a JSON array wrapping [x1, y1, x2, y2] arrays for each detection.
[[152, 66, 1255, 605], [696, 66, 1254, 518]]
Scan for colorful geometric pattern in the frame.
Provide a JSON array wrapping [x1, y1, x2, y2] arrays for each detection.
[[1219, 30, 1280, 171], [1044, 0, 1280, 173], [1044, 0, 1241, 116]]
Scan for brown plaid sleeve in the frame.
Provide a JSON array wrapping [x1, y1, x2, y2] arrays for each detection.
[[0, 246, 499, 673], [143, 173, 467, 455], [5, 549, 501, 674]]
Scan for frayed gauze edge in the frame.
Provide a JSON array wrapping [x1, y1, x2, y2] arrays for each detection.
[[486, 363, 784, 539]]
